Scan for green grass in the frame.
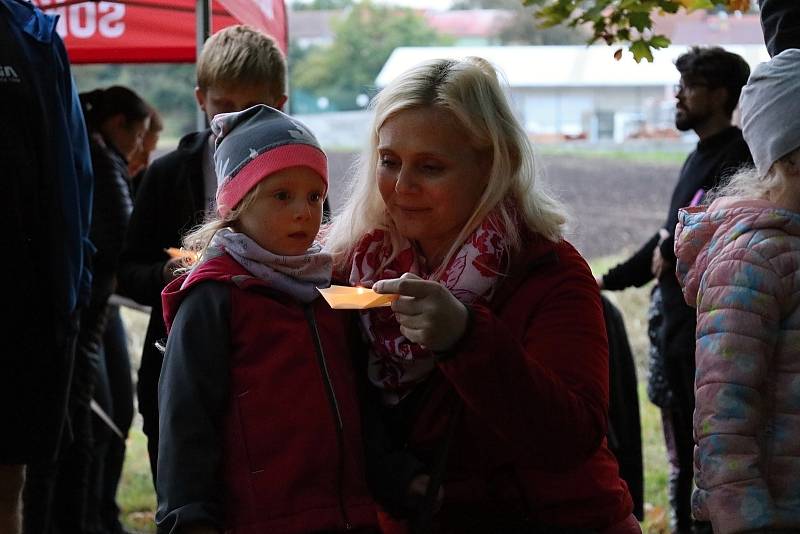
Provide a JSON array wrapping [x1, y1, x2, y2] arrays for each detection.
[[538, 146, 690, 166], [118, 427, 156, 533], [639, 384, 670, 533], [117, 254, 671, 532]]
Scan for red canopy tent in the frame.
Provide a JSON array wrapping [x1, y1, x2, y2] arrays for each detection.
[[30, 0, 288, 64]]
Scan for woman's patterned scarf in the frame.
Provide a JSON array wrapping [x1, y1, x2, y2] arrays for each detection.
[[349, 214, 508, 403]]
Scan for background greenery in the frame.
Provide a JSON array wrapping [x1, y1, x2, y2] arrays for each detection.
[[71, 0, 587, 130]]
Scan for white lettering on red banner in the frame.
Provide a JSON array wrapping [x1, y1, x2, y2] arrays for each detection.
[[32, 0, 126, 39]]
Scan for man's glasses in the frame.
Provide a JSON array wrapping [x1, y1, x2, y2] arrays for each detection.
[[674, 82, 709, 95]]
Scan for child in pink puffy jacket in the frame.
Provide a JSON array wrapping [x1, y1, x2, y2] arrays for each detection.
[[674, 48, 800, 534]]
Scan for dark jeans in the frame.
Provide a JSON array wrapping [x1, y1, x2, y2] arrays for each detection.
[[40, 330, 99, 534], [36, 297, 108, 534], [661, 407, 711, 534], [83, 306, 135, 534], [136, 342, 163, 487], [99, 307, 134, 533]]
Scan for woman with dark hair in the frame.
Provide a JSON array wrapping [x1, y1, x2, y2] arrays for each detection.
[[51, 85, 149, 534], [128, 106, 164, 196]]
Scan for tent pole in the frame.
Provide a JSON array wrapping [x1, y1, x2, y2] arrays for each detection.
[[196, 0, 212, 132]]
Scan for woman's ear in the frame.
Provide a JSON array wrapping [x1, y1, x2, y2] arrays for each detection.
[[478, 146, 493, 183]]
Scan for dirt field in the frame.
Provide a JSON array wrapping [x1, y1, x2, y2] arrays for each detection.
[[328, 151, 681, 261]]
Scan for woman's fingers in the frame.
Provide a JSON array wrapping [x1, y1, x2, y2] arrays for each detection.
[[373, 273, 434, 297], [399, 324, 425, 346], [394, 311, 427, 329], [373, 272, 468, 351], [391, 295, 423, 315]]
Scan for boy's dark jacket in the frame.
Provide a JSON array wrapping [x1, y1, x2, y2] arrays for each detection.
[[157, 250, 377, 533], [117, 130, 208, 465]]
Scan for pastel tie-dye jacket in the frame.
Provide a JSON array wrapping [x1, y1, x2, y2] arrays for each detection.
[[674, 197, 800, 533]]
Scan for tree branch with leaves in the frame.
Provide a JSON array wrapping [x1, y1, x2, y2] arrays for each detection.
[[522, 0, 753, 62]]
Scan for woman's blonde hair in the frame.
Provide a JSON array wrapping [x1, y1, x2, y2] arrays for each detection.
[[712, 147, 800, 203], [325, 56, 566, 275]]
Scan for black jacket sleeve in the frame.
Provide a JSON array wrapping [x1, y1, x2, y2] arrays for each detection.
[[117, 158, 172, 306], [89, 139, 132, 282], [760, 0, 800, 57], [155, 282, 230, 534], [601, 232, 659, 291]]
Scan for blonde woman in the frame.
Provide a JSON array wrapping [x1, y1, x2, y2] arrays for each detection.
[[326, 57, 639, 533]]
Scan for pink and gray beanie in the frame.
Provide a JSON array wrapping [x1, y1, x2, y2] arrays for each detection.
[[211, 104, 328, 217]]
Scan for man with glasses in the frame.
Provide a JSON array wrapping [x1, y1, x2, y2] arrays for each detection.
[[597, 46, 752, 534]]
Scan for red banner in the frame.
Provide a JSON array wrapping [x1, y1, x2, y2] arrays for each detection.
[[30, 0, 287, 64]]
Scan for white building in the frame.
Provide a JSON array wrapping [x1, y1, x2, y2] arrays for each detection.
[[376, 44, 770, 142]]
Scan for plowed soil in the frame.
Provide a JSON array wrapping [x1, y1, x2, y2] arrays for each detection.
[[328, 152, 681, 261]]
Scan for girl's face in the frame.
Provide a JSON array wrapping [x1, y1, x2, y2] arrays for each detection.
[[376, 106, 491, 268], [236, 167, 325, 256]]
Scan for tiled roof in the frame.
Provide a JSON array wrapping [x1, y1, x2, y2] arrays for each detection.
[[287, 9, 337, 40], [423, 9, 513, 38], [653, 10, 764, 46]]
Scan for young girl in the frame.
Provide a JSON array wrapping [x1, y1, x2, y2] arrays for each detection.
[[675, 49, 800, 533], [155, 105, 377, 534]]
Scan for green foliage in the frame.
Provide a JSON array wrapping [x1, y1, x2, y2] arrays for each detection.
[[290, 1, 451, 111], [498, 6, 589, 45], [520, 0, 751, 63]]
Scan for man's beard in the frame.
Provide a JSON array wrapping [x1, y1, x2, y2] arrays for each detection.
[[675, 107, 709, 132]]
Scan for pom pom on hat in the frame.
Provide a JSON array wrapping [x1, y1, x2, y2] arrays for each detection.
[[211, 105, 328, 217]]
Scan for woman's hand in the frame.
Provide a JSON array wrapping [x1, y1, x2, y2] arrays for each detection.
[[373, 273, 469, 352], [407, 473, 444, 513]]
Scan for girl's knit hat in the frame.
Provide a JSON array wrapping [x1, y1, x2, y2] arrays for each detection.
[[211, 104, 327, 217], [740, 48, 800, 177]]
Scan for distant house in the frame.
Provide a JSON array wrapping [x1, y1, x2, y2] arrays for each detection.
[[288, 9, 337, 48], [653, 10, 765, 46], [287, 7, 513, 49], [376, 44, 769, 142], [423, 9, 513, 45]]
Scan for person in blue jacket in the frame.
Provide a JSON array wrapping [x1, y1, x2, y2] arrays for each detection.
[[0, 1, 93, 533]]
